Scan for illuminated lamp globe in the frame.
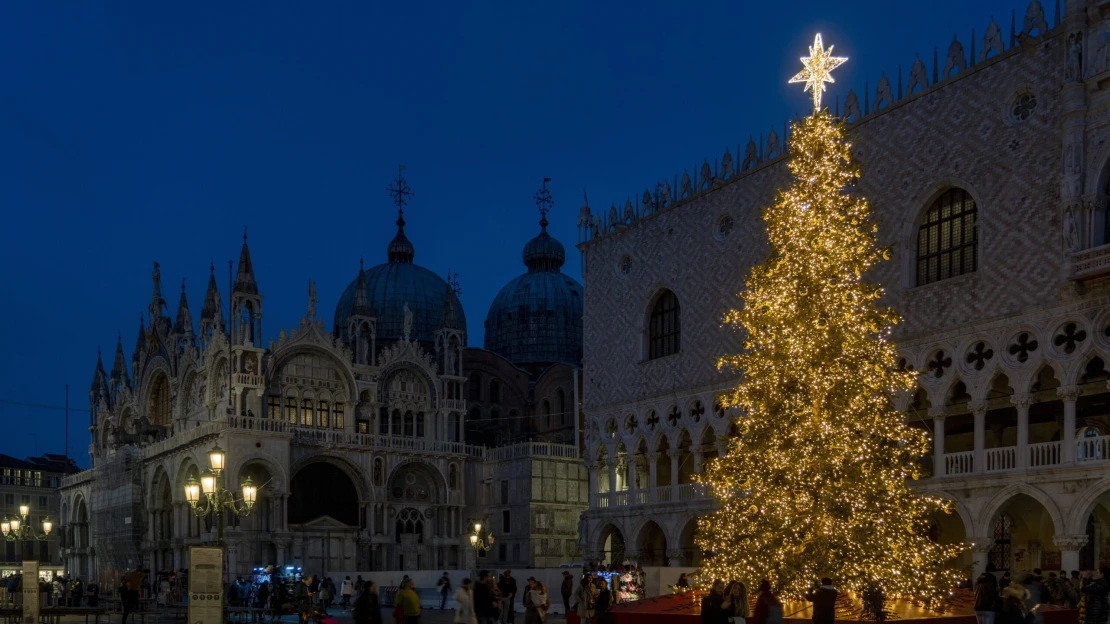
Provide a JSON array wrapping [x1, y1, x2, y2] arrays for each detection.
[[200, 470, 217, 495], [184, 477, 201, 504], [242, 477, 257, 507], [208, 444, 225, 474], [42, 519, 52, 534]]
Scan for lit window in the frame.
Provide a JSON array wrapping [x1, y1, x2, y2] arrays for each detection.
[[301, 399, 313, 426], [268, 396, 280, 420], [917, 188, 977, 285], [284, 397, 297, 423], [317, 401, 329, 428], [334, 403, 344, 429]]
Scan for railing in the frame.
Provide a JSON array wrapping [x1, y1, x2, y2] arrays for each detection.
[[1077, 435, 1110, 462], [143, 418, 226, 460], [597, 493, 610, 509], [985, 447, 1017, 472], [484, 442, 579, 462], [1029, 441, 1062, 467], [233, 373, 265, 387], [60, 468, 96, 489], [228, 415, 287, 433], [612, 491, 629, 506], [1071, 244, 1110, 281], [633, 490, 649, 505], [440, 399, 466, 411], [656, 487, 673, 503], [944, 451, 974, 476], [678, 483, 707, 501]]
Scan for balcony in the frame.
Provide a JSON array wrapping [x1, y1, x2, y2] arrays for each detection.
[[233, 373, 265, 388], [595, 484, 710, 510], [930, 437, 1108, 478], [1071, 245, 1110, 281]]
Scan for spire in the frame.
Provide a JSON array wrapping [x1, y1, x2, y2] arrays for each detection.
[[440, 280, 460, 330], [175, 278, 195, 342], [109, 332, 130, 392], [149, 261, 167, 320], [200, 261, 224, 330], [386, 167, 416, 264], [89, 348, 110, 418], [234, 227, 259, 295], [351, 257, 373, 318], [132, 314, 147, 364]]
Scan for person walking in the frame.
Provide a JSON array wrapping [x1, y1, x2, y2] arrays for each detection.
[[974, 572, 1001, 624], [352, 581, 382, 624], [475, 571, 498, 624], [573, 574, 597, 624], [752, 580, 783, 624], [701, 580, 727, 624], [1082, 569, 1110, 624], [342, 576, 354, 610], [724, 580, 749, 623], [439, 572, 453, 610], [319, 577, 332, 614], [395, 578, 422, 624], [499, 571, 518, 624], [560, 572, 573, 618], [805, 578, 837, 624], [454, 578, 476, 624]]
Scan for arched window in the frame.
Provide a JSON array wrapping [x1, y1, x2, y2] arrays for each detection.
[[468, 375, 483, 402], [333, 402, 344, 429], [301, 399, 313, 426], [285, 397, 297, 423], [416, 413, 425, 437], [916, 188, 977, 285], [489, 380, 501, 404], [988, 512, 1013, 572], [267, 396, 280, 420], [317, 401, 329, 428], [648, 290, 681, 359], [391, 410, 402, 436], [404, 411, 414, 437], [148, 374, 172, 427]]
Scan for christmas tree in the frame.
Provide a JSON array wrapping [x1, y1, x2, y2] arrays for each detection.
[[696, 35, 965, 612]]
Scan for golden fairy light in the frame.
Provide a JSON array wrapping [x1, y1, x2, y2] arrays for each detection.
[[696, 34, 967, 615], [789, 33, 848, 112]]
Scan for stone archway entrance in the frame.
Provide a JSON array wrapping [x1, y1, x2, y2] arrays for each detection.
[[288, 462, 360, 573]]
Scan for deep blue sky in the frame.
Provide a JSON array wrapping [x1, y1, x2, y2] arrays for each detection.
[[0, 0, 1025, 465]]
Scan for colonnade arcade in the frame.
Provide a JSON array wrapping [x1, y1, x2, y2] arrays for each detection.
[[594, 515, 700, 568]]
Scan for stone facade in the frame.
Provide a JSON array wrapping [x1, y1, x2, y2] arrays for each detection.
[[576, 0, 1110, 577], [0, 454, 76, 575], [60, 207, 586, 584]]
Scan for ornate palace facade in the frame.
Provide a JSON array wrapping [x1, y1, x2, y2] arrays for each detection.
[[576, 0, 1110, 578]]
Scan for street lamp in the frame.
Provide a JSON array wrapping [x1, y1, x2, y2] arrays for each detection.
[[469, 521, 493, 554], [183, 443, 265, 545], [1, 504, 52, 541]]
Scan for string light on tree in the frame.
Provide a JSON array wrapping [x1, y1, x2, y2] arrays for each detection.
[[788, 33, 848, 112], [696, 34, 966, 616]]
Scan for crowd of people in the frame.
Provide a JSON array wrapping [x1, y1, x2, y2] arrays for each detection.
[[0, 573, 101, 608], [974, 567, 1110, 624]]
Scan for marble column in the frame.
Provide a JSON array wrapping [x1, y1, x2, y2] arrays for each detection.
[[646, 453, 659, 502], [931, 407, 946, 477], [1060, 385, 1081, 464], [666, 548, 683, 568], [969, 537, 994, 579], [1055, 534, 1089, 573], [587, 462, 599, 508], [970, 400, 987, 473], [669, 449, 680, 501], [608, 461, 618, 496], [1012, 393, 1032, 468]]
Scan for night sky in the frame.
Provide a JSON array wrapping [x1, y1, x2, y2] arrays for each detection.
[[0, 0, 1026, 465]]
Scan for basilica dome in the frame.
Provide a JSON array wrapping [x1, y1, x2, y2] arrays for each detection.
[[334, 211, 466, 345], [484, 213, 583, 368]]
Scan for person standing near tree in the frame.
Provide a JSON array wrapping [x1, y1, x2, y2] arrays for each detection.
[[974, 572, 1001, 624], [805, 579, 837, 624]]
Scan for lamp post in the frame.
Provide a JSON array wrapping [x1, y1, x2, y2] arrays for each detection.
[[469, 521, 493, 555], [183, 443, 262, 546], [1, 504, 52, 541]]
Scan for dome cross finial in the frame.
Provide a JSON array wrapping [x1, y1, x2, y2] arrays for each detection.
[[534, 177, 553, 229]]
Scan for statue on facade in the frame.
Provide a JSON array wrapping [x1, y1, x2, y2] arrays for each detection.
[[1064, 205, 1082, 252], [1066, 33, 1084, 82], [402, 301, 413, 342]]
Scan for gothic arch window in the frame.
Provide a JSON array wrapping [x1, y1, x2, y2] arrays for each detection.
[[489, 380, 501, 405], [416, 412, 426, 437], [648, 290, 681, 360], [334, 402, 344, 429], [392, 410, 402, 436], [317, 400, 330, 428], [404, 411, 414, 437], [285, 397, 297, 423], [267, 395, 280, 420], [468, 375, 483, 402], [148, 374, 172, 427], [916, 188, 978, 285], [988, 512, 1013, 572]]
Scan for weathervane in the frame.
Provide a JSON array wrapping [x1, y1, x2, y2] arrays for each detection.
[[387, 165, 414, 211], [447, 271, 462, 297], [534, 177, 553, 225], [789, 33, 848, 113]]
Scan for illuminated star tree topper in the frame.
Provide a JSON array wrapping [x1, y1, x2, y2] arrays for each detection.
[[789, 33, 848, 113]]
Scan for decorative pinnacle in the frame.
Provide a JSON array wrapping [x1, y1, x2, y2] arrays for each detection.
[[243, 226, 248, 243], [387, 165, 414, 219], [447, 271, 463, 297], [534, 177, 553, 228], [789, 33, 848, 113], [181, 277, 186, 293], [359, 256, 364, 271]]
